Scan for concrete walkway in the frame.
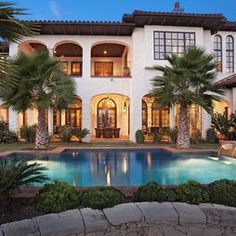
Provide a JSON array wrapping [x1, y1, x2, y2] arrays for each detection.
[[1, 202, 236, 236]]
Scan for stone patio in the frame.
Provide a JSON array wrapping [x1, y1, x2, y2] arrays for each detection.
[[1, 202, 236, 236]]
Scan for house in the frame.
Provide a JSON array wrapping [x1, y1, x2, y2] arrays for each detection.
[[3, 4, 236, 142]]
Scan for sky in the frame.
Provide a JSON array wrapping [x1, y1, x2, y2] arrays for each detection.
[[13, 0, 236, 22]]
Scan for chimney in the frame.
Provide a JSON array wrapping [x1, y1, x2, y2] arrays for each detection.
[[173, 2, 184, 13]]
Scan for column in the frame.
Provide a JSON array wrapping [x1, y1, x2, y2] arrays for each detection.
[[82, 96, 91, 142], [8, 108, 18, 133], [27, 109, 33, 126], [82, 44, 91, 78], [130, 96, 142, 142], [232, 88, 236, 113], [169, 106, 175, 129], [48, 107, 53, 135], [202, 110, 212, 138]]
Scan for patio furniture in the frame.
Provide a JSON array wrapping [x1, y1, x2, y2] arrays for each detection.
[[103, 128, 114, 138], [95, 128, 103, 138], [113, 128, 120, 138]]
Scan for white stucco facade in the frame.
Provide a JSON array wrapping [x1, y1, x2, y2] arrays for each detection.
[[3, 11, 236, 142]]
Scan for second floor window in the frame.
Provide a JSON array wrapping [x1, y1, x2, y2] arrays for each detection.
[[154, 31, 195, 60], [94, 62, 113, 77], [61, 62, 68, 75], [71, 62, 82, 76], [214, 35, 222, 72], [226, 36, 234, 73]]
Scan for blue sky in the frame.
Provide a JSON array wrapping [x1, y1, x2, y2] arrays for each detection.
[[13, 0, 236, 22]]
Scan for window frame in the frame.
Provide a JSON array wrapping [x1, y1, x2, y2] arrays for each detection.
[[71, 61, 82, 76], [153, 31, 196, 60], [94, 61, 113, 77], [214, 35, 223, 72], [226, 35, 234, 73]]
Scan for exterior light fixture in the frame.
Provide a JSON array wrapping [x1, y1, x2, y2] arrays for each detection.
[[104, 50, 107, 54], [123, 102, 127, 112]]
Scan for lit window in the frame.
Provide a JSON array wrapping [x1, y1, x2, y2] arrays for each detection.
[[71, 62, 82, 76], [94, 62, 113, 77], [154, 31, 196, 60], [61, 62, 68, 75], [226, 36, 234, 73], [214, 35, 222, 72]]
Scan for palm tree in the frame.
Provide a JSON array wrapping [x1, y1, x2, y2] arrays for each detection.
[[0, 2, 37, 77], [0, 51, 76, 149], [0, 158, 48, 205], [151, 47, 223, 148]]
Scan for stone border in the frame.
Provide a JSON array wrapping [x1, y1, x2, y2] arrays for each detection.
[[1, 202, 236, 236]]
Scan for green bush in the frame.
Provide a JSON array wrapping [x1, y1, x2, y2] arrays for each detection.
[[81, 187, 125, 209], [168, 128, 178, 144], [152, 132, 162, 144], [133, 181, 165, 202], [0, 122, 17, 143], [135, 130, 144, 144], [175, 180, 209, 204], [206, 128, 218, 144], [72, 128, 90, 143], [35, 181, 79, 213], [163, 188, 177, 202], [208, 179, 236, 207], [20, 125, 37, 142], [60, 126, 73, 142]]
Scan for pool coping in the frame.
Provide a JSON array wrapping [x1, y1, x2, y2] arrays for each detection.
[[0, 145, 218, 158]]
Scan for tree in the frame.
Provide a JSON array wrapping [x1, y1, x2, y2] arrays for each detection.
[[151, 47, 223, 148], [0, 51, 76, 149], [0, 2, 37, 77], [0, 158, 48, 206]]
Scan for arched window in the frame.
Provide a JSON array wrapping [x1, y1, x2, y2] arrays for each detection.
[[214, 35, 222, 72], [142, 100, 148, 131], [226, 36, 234, 73], [97, 98, 116, 128]]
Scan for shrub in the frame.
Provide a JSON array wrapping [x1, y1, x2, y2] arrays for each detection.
[[81, 187, 125, 209], [60, 126, 73, 142], [133, 181, 165, 202], [175, 180, 209, 204], [191, 129, 203, 144], [73, 128, 90, 143], [206, 128, 218, 144], [152, 132, 162, 144], [20, 125, 37, 142], [135, 130, 144, 144], [208, 179, 236, 207], [0, 122, 17, 143], [163, 188, 177, 202], [168, 128, 178, 144], [35, 181, 79, 213]]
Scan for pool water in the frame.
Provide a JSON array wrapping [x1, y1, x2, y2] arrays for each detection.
[[8, 149, 236, 186]]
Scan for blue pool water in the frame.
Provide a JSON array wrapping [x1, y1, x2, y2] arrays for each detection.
[[8, 149, 236, 186]]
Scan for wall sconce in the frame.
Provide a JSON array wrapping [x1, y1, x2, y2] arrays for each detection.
[[123, 102, 127, 112]]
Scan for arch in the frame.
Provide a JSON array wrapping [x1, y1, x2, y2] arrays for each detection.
[[214, 35, 222, 72], [213, 100, 230, 117], [97, 97, 117, 129], [53, 41, 83, 57], [91, 40, 130, 51], [226, 35, 234, 73], [91, 42, 131, 77], [19, 40, 48, 55]]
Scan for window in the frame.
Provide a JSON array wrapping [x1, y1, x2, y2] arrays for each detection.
[[61, 62, 68, 75], [94, 62, 113, 77], [71, 62, 82, 76], [142, 100, 148, 131], [226, 36, 234, 73], [152, 103, 170, 128], [154, 31, 195, 60], [214, 35, 222, 72]]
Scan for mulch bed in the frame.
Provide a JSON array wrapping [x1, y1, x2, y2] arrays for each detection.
[[0, 198, 42, 225]]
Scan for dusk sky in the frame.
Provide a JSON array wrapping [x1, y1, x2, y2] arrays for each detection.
[[13, 0, 236, 22]]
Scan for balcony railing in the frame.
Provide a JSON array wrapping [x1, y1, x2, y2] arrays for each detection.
[[91, 61, 131, 77]]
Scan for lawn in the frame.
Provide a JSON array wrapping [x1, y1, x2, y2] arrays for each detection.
[[0, 142, 220, 153]]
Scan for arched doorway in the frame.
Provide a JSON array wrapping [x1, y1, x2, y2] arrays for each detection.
[[53, 97, 82, 133], [142, 100, 148, 131], [97, 97, 116, 129], [53, 42, 82, 76]]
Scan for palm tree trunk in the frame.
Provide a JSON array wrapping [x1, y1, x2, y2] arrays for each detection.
[[35, 109, 49, 149], [177, 103, 190, 148]]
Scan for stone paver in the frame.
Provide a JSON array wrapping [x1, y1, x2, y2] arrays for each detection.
[[81, 208, 109, 233], [103, 203, 143, 226], [1, 219, 39, 236], [173, 202, 206, 224], [136, 202, 178, 223], [34, 209, 84, 236]]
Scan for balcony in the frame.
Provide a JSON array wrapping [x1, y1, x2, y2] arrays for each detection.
[[91, 61, 131, 78]]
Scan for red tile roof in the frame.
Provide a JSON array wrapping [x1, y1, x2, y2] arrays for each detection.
[[216, 74, 236, 88]]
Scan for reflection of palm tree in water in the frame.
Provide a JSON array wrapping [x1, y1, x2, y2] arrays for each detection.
[[72, 175, 79, 187]]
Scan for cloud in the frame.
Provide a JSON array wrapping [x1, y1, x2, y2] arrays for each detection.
[[49, 1, 60, 17]]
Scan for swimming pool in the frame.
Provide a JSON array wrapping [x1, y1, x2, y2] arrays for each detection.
[[7, 149, 236, 186]]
